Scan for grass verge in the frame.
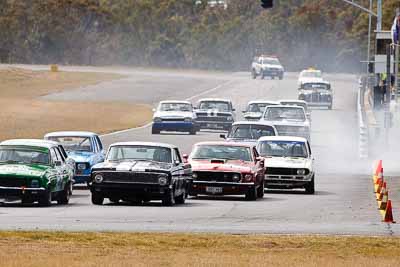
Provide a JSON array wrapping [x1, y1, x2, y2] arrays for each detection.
[[0, 231, 399, 267], [0, 68, 152, 140]]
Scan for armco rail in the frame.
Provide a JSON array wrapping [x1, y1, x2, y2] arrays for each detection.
[[358, 77, 368, 159]]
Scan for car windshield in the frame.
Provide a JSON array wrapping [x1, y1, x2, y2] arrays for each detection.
[[227, 124, 275, 140], [302, 83, 330, 90], [301, 71, 322, 78], [107, 145, 172, 163], [263, 107, 306, 121], [262, 58, 280, 65], [199, 101, 230, 112], [47, 136, 92, 152], [191, 145, 252, 162], [159, 103, 192, 112], [247, 103, 276, 113], [0, 147, 50, 165], [257, 141, 308, 158], [280, 102, 308, 111]]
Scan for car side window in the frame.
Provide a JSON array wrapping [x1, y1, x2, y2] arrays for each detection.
[[50, 148, 58, 163], [56, 146, 66, 161], [173, 149, 182, 163], [95, 136, 103, 151], [307, 141, 312, 157], [54, 147, 65, 163], [91, 138, 98, 153]]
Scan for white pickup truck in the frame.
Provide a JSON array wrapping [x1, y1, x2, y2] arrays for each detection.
[[251, 55, 285, 80]]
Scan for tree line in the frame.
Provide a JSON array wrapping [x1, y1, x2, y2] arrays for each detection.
[[0, 0, 398, 72]]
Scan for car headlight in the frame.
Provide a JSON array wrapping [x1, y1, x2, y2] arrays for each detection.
[[243, 174, 253, 182], [94, 174, 103, 183], [192, 173, 198, 179], [153, 117, 162, 123], [297, 169, 306, 175], [31, 179, 40, 188], [184, 117, 192, 122], [158, 175, 168, 186], [227, 116, 233, 121], [77, 163, 87, 170], [232, 173, 241, 182]]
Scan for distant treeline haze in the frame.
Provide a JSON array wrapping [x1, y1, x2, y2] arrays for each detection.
[[0, 0, 398, 72]]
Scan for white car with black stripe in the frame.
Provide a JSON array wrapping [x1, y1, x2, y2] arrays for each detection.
[[194, 98, 236, 131]]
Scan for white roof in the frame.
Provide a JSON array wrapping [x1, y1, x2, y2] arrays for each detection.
[[258, 136, 308, 143], [0, 139, 59, 149], [159, 100, 192, 105], [44, 131, 98, 138], [279, 99, 307, 105], [198, 98, 231, 103], [266, 104, 304, 111], [247, 100, 279, 105], [232, 121, 275, 127], [300, 69, 321, 74], [109, 142, 177, 149]]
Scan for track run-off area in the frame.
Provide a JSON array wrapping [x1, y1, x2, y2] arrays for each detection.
[[0, 65, 398, 235]]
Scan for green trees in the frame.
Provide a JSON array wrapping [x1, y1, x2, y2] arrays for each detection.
[[0, 0, 398, 72]]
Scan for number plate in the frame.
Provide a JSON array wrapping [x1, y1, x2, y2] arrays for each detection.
[[207, 123, 218, 128], [206, 186, 223, 194]]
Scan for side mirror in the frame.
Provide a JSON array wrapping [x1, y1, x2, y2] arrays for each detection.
[[193, 107, 198, 110], [220, 134, 226, 139], [242, 111, 246, 114], [182, 154, 189, 163], [232, 108, 236, 111], [152, 108, 156, 112], [174, 160, 181, 166], [256, 157, 265, 167], [54, 161, 62, 167]]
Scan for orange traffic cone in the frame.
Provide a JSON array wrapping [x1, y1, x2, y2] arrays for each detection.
[[374, 178, 383, 193], [378, 189, 389, 210], [382, 200, 396, 223], [375, 160, 382, 176], [376, 182, 387, 201]]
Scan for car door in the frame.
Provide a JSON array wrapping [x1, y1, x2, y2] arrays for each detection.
[[49, 148, 62, 192], [253, 147, 264, 184], [172, 148, 186, 196], [53, 147, 69, 192]]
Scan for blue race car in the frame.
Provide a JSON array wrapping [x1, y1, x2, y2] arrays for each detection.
[[44, 131, 105, 184]]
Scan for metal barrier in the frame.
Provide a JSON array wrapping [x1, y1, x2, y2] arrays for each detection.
[[358, 77, 369, 159]]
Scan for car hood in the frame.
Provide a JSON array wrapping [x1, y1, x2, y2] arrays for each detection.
[[154, 111, 194, 119], [266, 120, 309, 127], [243, 112, 262, 118], [265, 157, 310, 169], [0, 164, 49, 178], [225, 139, 258, 146], [299, 77, 324, 84], [67, 151, 95, 163], [190, 159, 253, 173], [262, 64, 283, 70], [93, 160, 172, 172], [195, 109, 233, 116]]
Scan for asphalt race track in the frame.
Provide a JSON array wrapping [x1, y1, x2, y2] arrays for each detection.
[[0, 66, 398, 235]]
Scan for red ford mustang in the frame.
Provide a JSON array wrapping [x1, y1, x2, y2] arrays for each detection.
[[186, 141, 265, 200]]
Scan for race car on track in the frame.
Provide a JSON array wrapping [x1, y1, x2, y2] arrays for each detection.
[[187, 141, 265, 200], [220, 121, 277, 146], [297, 68, 323, 87], [152, 100, 198, 135], [242, 100, 279, 121], [298, 80, 333, 110], [194, 98, 235, 131], [251, 55, 284, 80], [257, 136, 315, 194], [279, 99, 311, 121], [261, 105, 311, 141], [44, 131, 105, 184], [89, 142, 191, 206], [0, 139, 74, 206]]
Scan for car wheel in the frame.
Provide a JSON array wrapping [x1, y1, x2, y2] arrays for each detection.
[[257, 181, 265, 198], [271, 76, 275, 80], [305, 176, 315, 194], [245, 186, 257, 201], [251, 69, 257, 79], [38, 190, 52, 207], [57, 182, 72, 205], [328, 104, 333, 110], [189, 128, 197, 135], [91, 192, 104, 205], [162, 189, 176, 206], [175, 190, 186, 205], [151, 127, 160, 134], [109, 197, 120, 203], [279, 75, 283, 80]]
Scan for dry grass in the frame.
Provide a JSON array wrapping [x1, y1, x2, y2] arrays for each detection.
[[0, 68, 152, 140], [0, 231, 399, 267]]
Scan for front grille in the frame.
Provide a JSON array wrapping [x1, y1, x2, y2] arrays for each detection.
[[161, 118, 185, 122], [76, 162, 90, 175], [197, 116, 228, 122], [266, 167, 297, 175], [0, 177, 28, 187], [101, 172, 161, 184], [194, 171, 241, 182], [311, 92, 320, 102]]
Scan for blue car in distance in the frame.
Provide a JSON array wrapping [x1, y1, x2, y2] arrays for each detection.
[[44, 131, 105, 184]]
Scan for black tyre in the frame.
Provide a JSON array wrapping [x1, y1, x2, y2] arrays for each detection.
[[261, 72, 265, 80], [257, 181, 265, 198], [109, 197, 120, 203], [91, 192, 104, 205], [328, 104, 333, 110], [38, 190, 52, 207], [151, 127, 160, 134], [305, 176, 315, 194], [251, 69, 257, 79], [57, 182, 72, 205], [245, 186, 257, 201], [175, 188, 186, 204], [279, 74, 283, 80], [162, 189, 175, 206], [271, 76, 275, 80], [189, 128, 197, 135]]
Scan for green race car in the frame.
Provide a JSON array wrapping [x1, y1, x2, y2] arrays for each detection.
[[0, 139, 74, 206]]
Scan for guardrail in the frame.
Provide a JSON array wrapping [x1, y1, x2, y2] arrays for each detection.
[[358, 77, 368, 159]]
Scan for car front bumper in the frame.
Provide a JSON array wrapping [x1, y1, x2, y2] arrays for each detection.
[[196, 121, 233, 130], [189, 181, 255, 196], [264, 175, 312, 189], [90, 182, 170, 200], [262, 69, 284, 76], [152, 122, 195, 132]]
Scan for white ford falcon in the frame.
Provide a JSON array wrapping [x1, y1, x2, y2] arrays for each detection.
[[257, 136, 315, 194]]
